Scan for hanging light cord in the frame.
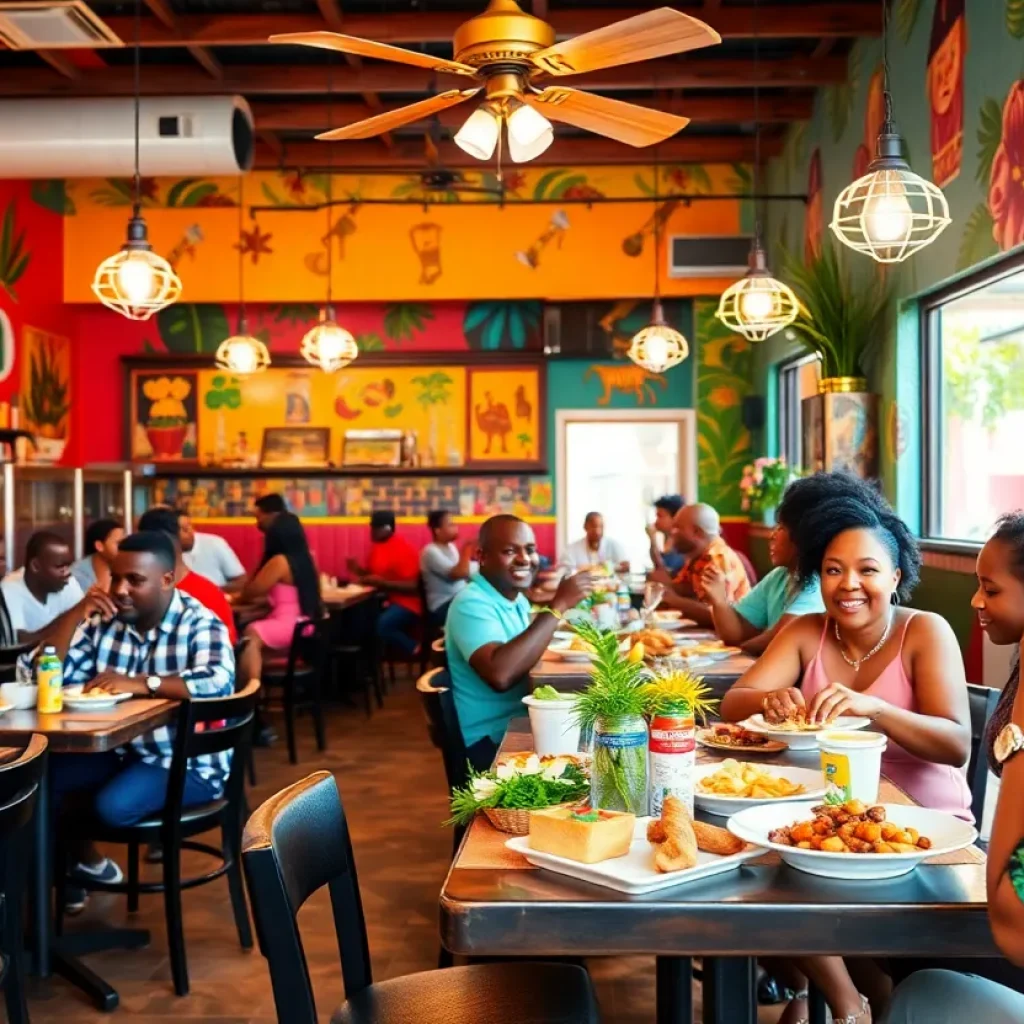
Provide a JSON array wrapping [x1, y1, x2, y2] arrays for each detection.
[[132, 0, 141, 218], [237, 177, 245, 327], [753, 0, 762, 244], [881, 0, 893, 129], [653, 145, 661, 308], [325, 57, 334, 312]]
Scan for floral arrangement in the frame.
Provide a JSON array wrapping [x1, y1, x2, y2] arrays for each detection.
[[444, 754, 589, 827], [641, 666, 718, 721], [740, 456, 793, 514], [143, 375, 192, 428]]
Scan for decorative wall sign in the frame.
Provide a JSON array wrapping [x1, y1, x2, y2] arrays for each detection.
[[928, 0, 966, 188]]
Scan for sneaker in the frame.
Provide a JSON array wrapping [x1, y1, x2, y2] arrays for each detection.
[[72, 856, 124, 885], [64, 886, 88, 915]]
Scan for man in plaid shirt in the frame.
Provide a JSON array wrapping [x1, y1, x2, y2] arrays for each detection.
[[33, 530, 235, 911]]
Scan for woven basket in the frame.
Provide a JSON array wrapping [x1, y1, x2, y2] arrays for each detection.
[[483, 802, 578, 836]]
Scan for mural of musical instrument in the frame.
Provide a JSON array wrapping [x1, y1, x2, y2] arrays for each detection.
[[515, 210, 569, 269], [409, 223, 443, 284], [165, 225, 204, 270], [622, 199, 680, 257]]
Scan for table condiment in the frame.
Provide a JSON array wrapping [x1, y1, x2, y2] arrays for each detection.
[[36, 645, 63, 714], [649, 699, 696, 816]]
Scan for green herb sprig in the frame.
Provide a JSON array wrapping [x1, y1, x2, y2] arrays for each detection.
[[444, 761, 588, 828], [569, 619, 648, 732]]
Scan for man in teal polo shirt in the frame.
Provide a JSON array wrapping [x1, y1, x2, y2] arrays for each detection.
[[446, 514, 594, 769]]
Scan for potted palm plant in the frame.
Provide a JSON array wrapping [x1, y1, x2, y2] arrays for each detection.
[[783, 242, 892, 477]]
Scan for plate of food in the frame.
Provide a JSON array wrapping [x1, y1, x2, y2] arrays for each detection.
[[741, 713, 872, 749], [649, 612, 696, 632], [62, 686, 134, 711], [694, 759, 825, 816], [726, 799, 977, 880], [505, 796, 761, 894], [621, 628, 686, 660], [696, 723, 788, 755], [546, 637, 597, 663]]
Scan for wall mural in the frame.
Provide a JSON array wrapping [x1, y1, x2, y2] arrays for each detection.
[[585, 364, 667, 406], [21, 326, 70, 463], [694, 299, 752, 517], [928, 0, 966, 187], [0, 199, 30, 303]]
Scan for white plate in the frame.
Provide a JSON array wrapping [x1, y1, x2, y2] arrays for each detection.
[[62, 686, 134, 711], [0, 702, 10, 716], [726, 801, 977, 880], [741, 714, 871, 750], [546, 645, 596, 663], [694, 762, 825, 816], [506, 817, 762, 894]]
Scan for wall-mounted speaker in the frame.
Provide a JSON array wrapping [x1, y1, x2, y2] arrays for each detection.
[[742, 395, 766, 432]]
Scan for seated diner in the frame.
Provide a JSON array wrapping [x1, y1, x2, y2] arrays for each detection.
[[420, 509, 474, 627], [2, 531, 85, 642]]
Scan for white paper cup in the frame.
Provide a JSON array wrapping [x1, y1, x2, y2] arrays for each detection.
[[0, 682, 38, 710], [819, 730, 888, 804], [523, 695, 581, 757]]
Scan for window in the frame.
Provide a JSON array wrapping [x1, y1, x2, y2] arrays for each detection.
[[777, 354, 820, 471], [924, 257, 1024, 542]]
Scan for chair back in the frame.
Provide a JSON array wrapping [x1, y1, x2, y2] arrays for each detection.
[[0, 734, 47, 838], [967, 682, 1001, 823], [242, 772, 371, 1024], [736, 549, 759, 587], [416, 668, 468, 792], [284, 617, 331, 682], [430, 635, 448, 670]]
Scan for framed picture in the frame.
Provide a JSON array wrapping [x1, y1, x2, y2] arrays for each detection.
[[466, 364, 546, 471], [130, 370, 199, 463], [260, 427, 331, 469], [342, 429, 404, 468]]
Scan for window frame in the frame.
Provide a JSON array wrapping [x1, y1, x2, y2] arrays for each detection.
[[776, 352, 820, 472], [920, 249, 1024, 544]]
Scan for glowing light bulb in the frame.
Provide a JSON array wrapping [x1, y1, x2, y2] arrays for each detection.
[[116, 254, 156, 304], [739, 288, 774, 322], [454, 106, 500, 161], [215, 334, 270, 375], [507, 103, 553, 163], [863, 188, 913, 244], [643, 332, 669, 368]]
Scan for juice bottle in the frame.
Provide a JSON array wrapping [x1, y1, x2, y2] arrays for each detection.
[[649, 699, 696, 816], [36, 645, 63, 714]]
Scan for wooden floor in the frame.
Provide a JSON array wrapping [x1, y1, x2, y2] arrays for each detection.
[[26, 677, 787, 1023]]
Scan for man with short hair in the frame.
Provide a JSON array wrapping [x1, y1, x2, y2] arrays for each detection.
[[657, 503, 751, 626], [420, 510, 474, 627], [446, 514, 594, 767], [1, 532, 84, 641], [253, 493, 286, 534], [563, 512, 629, 572], [647, 495, 684, 574], [180, 514, 246, 591], [71, 518, 125, 593]]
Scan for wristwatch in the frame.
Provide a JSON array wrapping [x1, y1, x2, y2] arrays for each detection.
[[146, 675, 161, 694], [994, 723, 1024, 764]]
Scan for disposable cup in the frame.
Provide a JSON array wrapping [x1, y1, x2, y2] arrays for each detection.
[[818, 730, 888, 805], [522, 694, 581, 757]]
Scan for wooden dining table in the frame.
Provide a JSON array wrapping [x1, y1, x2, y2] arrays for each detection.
[[0, 698, 177, 1011], [439, 717, 992, 1024]]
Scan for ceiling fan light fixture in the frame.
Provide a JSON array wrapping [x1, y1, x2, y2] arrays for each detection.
[[454, 104, 500, 160]]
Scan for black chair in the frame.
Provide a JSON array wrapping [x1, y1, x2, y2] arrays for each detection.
[[242, 771, 600, 1024], [331, 596, 385, 718], [417, 576, 447, 679], [967, 682, 1001, 826], [263, 618, 330, 764], [429, 636, 447, 671], [416, 668, 469, 798], [56, 682, 260, 996], [0, 735, 47, 1024]]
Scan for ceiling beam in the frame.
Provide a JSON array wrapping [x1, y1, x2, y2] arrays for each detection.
[[254, 134, 782, 170], [252, 92, 814, 133], [1, 56, 845, 97], [141, 0, 223, 79], [36, 50, 80, 79], [95, 6, 880, 49]]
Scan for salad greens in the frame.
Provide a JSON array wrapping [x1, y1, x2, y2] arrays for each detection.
[[532, 685, 567, 701]]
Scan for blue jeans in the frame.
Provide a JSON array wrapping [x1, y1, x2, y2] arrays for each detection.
[[377, 602, 419, 656], [50, 752, 219, 828], [882, 969, 1024, 1024]]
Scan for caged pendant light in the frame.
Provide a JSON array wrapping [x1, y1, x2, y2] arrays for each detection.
[[301, 57, 358, 373], [715, 0, 797, 342], [627, 157, 689, 374], [215, 178, 271, 375], [91, 0, 181, 321], [830, 0, 950, 263]]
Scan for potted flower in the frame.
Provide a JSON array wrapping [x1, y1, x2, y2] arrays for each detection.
[[142, 376, 192, 459], [739, 457, 793, 525], [22, 337, 70, 463]]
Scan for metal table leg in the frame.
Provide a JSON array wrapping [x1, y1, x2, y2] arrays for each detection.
[[703, 956, 756, 1024], [31, 754, 50, 977], [656, 956, 693, 1024]]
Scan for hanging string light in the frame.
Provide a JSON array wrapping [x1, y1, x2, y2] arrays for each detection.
[[627, 156, 689, 374], [831, 0, 950, 262], [301, 56, 358, 373], [715, 0, 798, 342], [91, 0, 181, 321], [215, 178, 271, 374]]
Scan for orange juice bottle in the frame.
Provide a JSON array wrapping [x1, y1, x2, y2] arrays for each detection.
[[36, 645, 63, 714]]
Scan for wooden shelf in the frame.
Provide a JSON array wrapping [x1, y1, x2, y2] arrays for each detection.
[[134, 464, 548, 479]]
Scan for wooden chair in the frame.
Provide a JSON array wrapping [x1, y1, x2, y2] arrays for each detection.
[[242, 771, 599, 1024], [0, 735, 47, 1024], [56, 683, 260, 996], [429, 636, 447, 670], [415, 668, 468, 798], [967, 682, 1001, 826]]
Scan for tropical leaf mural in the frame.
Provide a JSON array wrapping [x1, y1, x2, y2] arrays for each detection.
[[157, 304, 230, 354], [0, 199, 30, 302], [780, 121, 808, 185], [532, 169, 604, 201], [824, 40, 863, 142], [30, 180, 74, 216], [166, 178, 234, 208], [383, 302, 434, 342], [957, 204, 1000, 270], [463, 300, 542, 350], [977, 97, 1004, 187], [89, 177, 158, 207], [695, 299, 752, 516], [894, 0, 923, 43], [356, 332, 384, 351], [1009, 0, 1024, 39]]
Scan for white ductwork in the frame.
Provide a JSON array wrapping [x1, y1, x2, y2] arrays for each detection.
[[0, 96, 255, 178]]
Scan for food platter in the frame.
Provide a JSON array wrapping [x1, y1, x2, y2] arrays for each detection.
[[694, 762, 826, 817], [545, 641, 595, 663], [741, 714, 872, 750], [726, 801, 977, 880], [696, 727, 788, 755], [62, 686, 134, 711], [506, 817, 762, 894]]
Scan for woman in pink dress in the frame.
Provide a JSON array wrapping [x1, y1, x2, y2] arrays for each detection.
[[237, 512, 321, 682], [721, 492, 972, 1024]]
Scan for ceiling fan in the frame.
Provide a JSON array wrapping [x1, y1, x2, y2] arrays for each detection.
[[417, 118, 506, 196], [270, 0, 721, 164]]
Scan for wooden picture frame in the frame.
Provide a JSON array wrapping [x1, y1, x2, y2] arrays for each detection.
[[260, 427, 331, 469], [465, 364, 546, 471]]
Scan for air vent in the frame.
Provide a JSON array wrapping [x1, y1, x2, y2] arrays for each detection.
[[0, 1, 122, 49], [669, 235, 752, 278]]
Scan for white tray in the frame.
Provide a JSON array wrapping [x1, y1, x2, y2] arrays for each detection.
[[62, 686, 134, 711], [694, 762, 825, 817], [505, 817, 762, 894], [741, 714, 871, 750]]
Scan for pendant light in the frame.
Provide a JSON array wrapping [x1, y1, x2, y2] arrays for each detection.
[[830, 0, 950, 263], [628, 154, 689, 374], [91, 0, 181, 321], [301, 57, 358, 373], [215, 178, 271, 374], [715, 0, 798, 342]]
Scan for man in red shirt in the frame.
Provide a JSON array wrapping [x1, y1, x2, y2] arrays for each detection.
[[348, 510, 420, 656], [137, 508, 238, 645]]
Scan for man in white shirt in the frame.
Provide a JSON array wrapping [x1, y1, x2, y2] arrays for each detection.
[[1, 531, 84, 640], [420, 510, 475, 625], [563, 512, 629, 572], [179, 515, 246, 591]]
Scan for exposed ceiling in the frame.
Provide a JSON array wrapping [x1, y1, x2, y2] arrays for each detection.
[[0, 0, 880, 170]]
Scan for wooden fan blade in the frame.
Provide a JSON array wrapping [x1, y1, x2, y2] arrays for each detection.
[[316, 90, 480, 141], [529, 8, 720, 77], [269, 31, 478, 77], [525, 87, 688, 147]]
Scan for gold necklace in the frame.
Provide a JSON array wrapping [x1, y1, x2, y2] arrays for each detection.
[[834, 613, 893, 672]]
